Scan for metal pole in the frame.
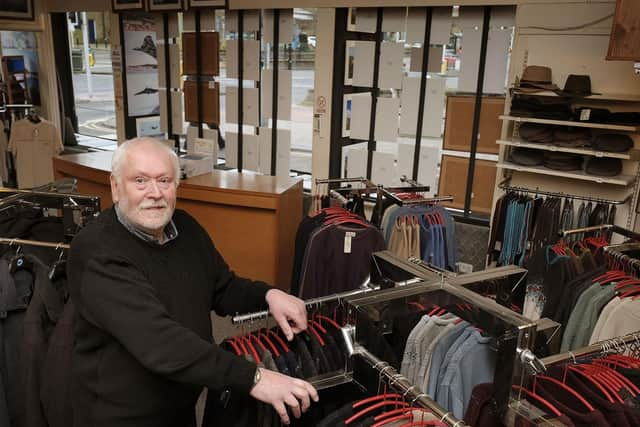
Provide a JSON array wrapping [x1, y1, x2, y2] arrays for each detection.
[[412, 8, 433, 181], [81, 12, 93, 99], [463, 6, 491, 216]]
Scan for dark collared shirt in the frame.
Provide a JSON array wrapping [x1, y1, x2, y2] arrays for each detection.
[[114, 204, 178, 245]]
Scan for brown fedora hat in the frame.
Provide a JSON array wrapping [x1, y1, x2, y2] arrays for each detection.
[[517, 65, 559, 93]]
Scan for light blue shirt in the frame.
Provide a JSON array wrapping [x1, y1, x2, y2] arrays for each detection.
[[426, 321, 469, 397], [437, 329, 495, 419]]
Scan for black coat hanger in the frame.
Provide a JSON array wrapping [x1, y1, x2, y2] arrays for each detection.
[[27, 107, 40, 124], [48, 248, 66, 281]]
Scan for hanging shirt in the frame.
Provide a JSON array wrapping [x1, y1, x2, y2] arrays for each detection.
[[298, 224, 385, 299], [436, 329, 495, 420], [8, 119, 64, 189], [589, 297, 640, 344], [426, 321, 469, 398]]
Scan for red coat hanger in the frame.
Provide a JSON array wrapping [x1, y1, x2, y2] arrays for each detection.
[[597, 273, 633, 286], [316, 314, 342, 330], [534, 375, 595, 411], [233, 336, 248, 356], [618, 285, 640, 299], [564, 365, 616, 403], [512, 385, 562, 417], [257, 330, 280, 358], [224, 338, 242, 356], [590, 361, 640, 396], [408, 301, 426, 311], [593, 270, 627, 283], [372, 413, 412, 427], [309, 319, 327, 335], [266, 329, 290, 353], [248, 333, 267, 353], [353, 393, 402, 408], [241, 336, 262, 364], [346, 401, 409, 425]]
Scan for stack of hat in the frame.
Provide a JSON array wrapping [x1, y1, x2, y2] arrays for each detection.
[[592, 134, 633, 153], [510, 148, 544, 166], [519, 123, 554, 143], [553, 127, 592, 148], [543, 152, 583, 171], [515, 66, 559, 93], [511, 95, 572, 120], [586, 157, 623, 177]]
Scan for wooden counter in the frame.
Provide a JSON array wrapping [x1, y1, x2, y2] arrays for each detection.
[[54, 152, 303, 290]]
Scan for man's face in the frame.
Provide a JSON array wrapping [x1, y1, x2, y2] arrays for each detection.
[[110, 143, 177, 238]]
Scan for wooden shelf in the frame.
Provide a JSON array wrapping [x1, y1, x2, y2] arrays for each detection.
[[499, 115, 640, 132], [511, 90, 640, 103], [497, 161, 635, 186], [497, 139, 635, 160]]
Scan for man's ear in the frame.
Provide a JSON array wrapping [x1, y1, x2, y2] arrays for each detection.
[[110, 174, 119, 204]]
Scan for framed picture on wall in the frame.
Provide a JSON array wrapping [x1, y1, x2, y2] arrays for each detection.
[[112, 0, 145, 11], [188, 0, 225, 8], [147, 0, 183, 11], [0, 0, 34, 20]]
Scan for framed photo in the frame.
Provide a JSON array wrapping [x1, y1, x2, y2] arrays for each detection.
[[188, 0, 225, 8], [147, 0, 183, 11], [0, 0, 34, 21], [136, 116, 163, 138], [112, 0, 145, 11]]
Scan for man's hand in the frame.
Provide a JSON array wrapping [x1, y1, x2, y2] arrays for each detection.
[[266, 289, 307, 341], [249, 368, 319, 425]]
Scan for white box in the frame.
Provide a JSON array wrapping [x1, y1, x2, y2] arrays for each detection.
[[179, 154, 213, 178]]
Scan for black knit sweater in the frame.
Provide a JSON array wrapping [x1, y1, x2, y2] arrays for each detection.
[[67, 207, 271, 427]]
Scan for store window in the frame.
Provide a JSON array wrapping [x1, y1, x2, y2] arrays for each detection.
[[336, 6, 514, 219], [67, 11, 118, 149]]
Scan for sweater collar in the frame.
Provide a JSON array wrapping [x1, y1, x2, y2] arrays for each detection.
[[114, 204, 178, 245]]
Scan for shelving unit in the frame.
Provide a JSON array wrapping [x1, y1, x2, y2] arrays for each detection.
[[510, 90, 640, 103], [496, 139, 636, 160], [499, 115, 639, 132], [497, 161, 635, 186]]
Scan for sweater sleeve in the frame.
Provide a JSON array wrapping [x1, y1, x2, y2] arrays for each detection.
[[78, 253, 258, 394]]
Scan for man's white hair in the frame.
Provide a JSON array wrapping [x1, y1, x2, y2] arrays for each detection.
[[111, 137, 180, 186]]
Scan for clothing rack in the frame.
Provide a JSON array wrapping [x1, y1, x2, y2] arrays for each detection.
[[375, 187, 453, 228], [314, 177, 374, 188], [558, 224, 640, 241], [345, 271, 541, 419], [498, 182, 632, 205], [0, 237, 70, 250], [540, 330, 640, 367], [231, 278, 382, 324], [0, 188, 100, 240], [399, 175, 422, 187], [353, 345, 469, 427]]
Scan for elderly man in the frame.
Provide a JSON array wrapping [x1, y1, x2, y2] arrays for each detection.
[[67, 137, 317, 427]]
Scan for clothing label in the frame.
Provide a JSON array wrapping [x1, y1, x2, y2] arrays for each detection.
[[344, 231, 356, 254], [580, 109, 591, 121]]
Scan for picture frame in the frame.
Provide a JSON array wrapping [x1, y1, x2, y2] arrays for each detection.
[[112, 0, 145, 11], [187, 0, 225, 8], [135, 116, 163, 138], [0, 0, 34, 21], [147, 0, 184, 12]]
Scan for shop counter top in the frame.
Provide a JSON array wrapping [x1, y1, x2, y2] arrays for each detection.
[[54, 152, 303, 290]]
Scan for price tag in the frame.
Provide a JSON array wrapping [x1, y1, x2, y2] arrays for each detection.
[[580, 109, 591, 121], [344, 231, 356, 254]]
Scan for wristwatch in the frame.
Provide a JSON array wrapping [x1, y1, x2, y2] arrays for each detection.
[[253, 367, 262, 388]]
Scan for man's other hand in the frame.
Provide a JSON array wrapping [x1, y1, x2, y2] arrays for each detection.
[[249, 368, 319, 425], [265, 289, 307, 341]]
